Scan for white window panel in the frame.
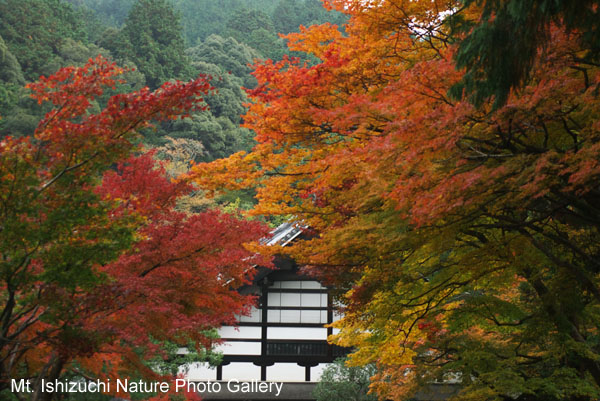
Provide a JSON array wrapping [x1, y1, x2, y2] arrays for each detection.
[[239, 307, 261, 323], [215, 341, 261, 355], [269, 281, 281, 288], [301, 293, 321, 307], [281, 309, 301, 323], [268, 292, 281, 306], [182, 362, 215, 381], [267, 363, 305, 382], [321, 293, 328, 305], [321, 310, 328, 323], [267, 309, 281, 323], [223, 363, 261, 381], [280, 280, 303, 289], [218, 326, 261, 339], [301, 281, 323, 289], [281, 292, 301, 306], [301, 310, 321, 323], [268, 327, 327, 340], [333, 310, 344, 321]]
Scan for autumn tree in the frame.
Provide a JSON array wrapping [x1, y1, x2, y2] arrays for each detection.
[[0, 57, 269, 401], [189, 1, 600, 400]]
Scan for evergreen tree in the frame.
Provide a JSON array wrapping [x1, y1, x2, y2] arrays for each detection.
[[114, 0, 192, 89], [0, 0, 86, 80], [225, 8, 286, 60], [65, 0, 134, 27], [0, 35, 25, 128], [272, 0, 347, 35], [185, 34, 260, 88], [173, 0, 243, 45], [0, 36, 24, 85], [449, 0, 600, 108]]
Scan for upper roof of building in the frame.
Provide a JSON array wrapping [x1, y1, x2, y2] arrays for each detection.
[[262, 221, 306, 247]]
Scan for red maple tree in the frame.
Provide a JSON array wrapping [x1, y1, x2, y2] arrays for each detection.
[[0, 56, 270, 401]]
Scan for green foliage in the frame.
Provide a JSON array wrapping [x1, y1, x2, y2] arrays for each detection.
[[0, 78, 46, 137], [0, 36, 138, 137], [153, 337, 223, 376], [221, 196, 254, 215], [0, 35, 24, 84], [313, 358, 378, 401], [272, 0, 347, 35], [67, 0, 348, 54], [73, 5, 109, 43], [191, 61, 247, 122], [112, 0, 192, 89], [65, 0, 134, 27], [0, 35, 27, 122], [96, 27, 121, 54], [224, 8, 286, 60], [145, 36, 260, 160], [0, 0, 349, 163], [229, 8, 276, 35], [0, 0, 87, 80], [156, 112, 254, 162], [0, 82, 18, 113], [449, 0, 600, 108], [39, 39, 109, 77], [0, 389, 19, 401], [0, 2, 124, 137], [143, 57, 253, 160], [0, 107, 42, 136], [246, 28, 288, 61], [173, 0, 346, 54], [173, 0, 244, 45], [186, 34, 261, 88]]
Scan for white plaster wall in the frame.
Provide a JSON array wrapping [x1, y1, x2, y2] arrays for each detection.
[[218, 326, 261, 339], [267, 363, 305, 382], [268, 327, 328, 340], [222, 362, 262, 381], [184, 362, 216, 381], [214, 341, 261, 355]]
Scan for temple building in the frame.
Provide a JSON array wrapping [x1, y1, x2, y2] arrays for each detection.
[[184, 222, 347, 399], [183, 222, 460, 401]]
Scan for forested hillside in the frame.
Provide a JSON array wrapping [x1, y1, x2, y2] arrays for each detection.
[[0, 0, 346, 162]]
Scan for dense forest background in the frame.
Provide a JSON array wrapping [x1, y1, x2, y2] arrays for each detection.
[[0, 0, 346, 163]]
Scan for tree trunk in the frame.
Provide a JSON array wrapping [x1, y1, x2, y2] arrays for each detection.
[[30, 352, 64, 401]]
